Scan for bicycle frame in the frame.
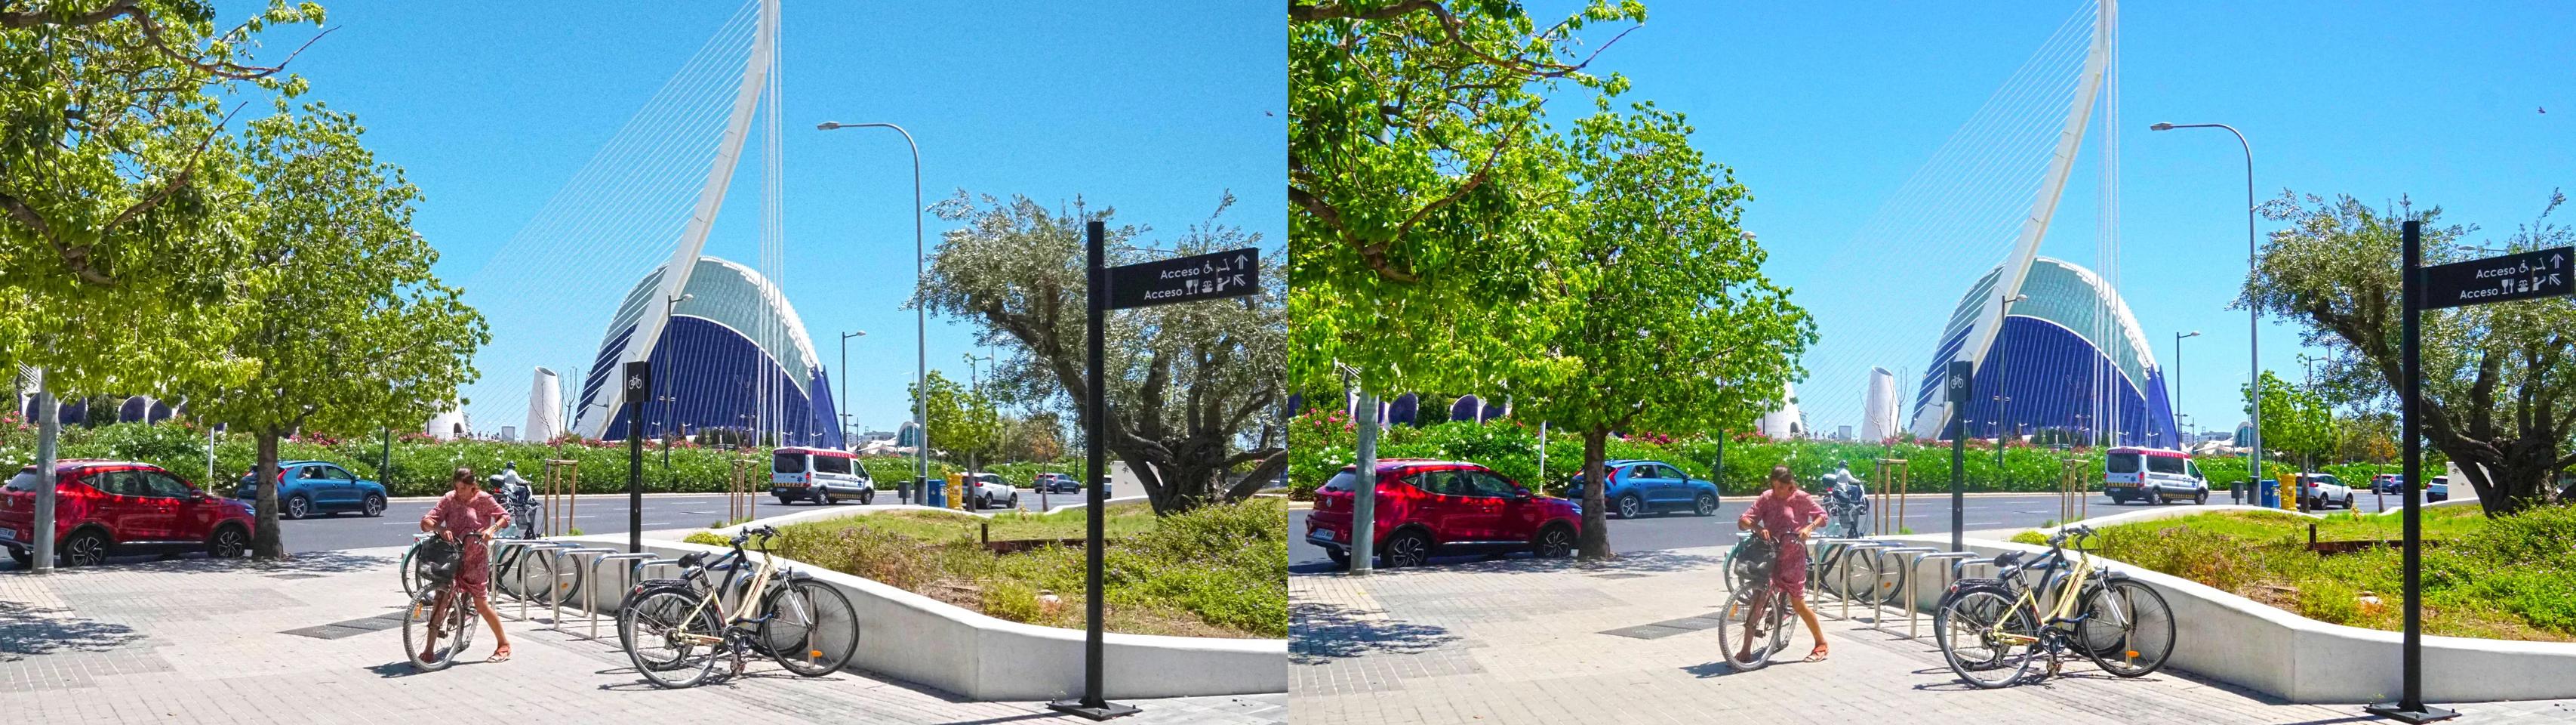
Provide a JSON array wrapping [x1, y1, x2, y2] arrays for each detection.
[[670, 535, 780, 646], [1986, 535, 2097, 646]]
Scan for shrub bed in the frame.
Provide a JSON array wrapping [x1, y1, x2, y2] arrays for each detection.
[[687, 499, 1285, 639], [2011, 507, 2576, 641], [1285, 410, 2402, 500]]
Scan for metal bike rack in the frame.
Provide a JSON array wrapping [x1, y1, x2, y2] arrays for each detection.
[[1907, 551, 1978, 639], [1820, 540, 1892, 621], [485, 540, 538, 619], [513, 541, 580, 622], [586, 552, 657, 640], [1872, 546, 1936, 632], [552, 548, 617, 631]]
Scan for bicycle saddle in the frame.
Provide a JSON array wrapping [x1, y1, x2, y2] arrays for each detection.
[[678, 552, 708, 568]]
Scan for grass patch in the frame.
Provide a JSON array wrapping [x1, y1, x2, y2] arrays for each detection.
[[680, 500, 1285, 639], [2033, 507, 2576, 641]]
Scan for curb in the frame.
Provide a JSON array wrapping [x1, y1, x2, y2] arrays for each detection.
[[383, 490, 803, 503]]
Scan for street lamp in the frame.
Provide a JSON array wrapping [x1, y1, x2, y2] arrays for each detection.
[[817, 120, 929, 499], [2175, 331, 2200, 447], [1995, 293, 2029, 468], [2150, 121, 2263, 489], [839, 330, 866, 449]]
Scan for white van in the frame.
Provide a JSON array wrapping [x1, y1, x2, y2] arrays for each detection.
[[2104, 446, 2210, 504], [771, 447, 875, 505]]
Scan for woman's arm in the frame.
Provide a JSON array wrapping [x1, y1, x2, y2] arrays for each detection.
[[420, 497, 445, 536]]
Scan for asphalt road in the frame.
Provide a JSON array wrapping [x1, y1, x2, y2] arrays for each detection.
[[1288, 488, 2411, 572], [0, 485, 1101, 571]]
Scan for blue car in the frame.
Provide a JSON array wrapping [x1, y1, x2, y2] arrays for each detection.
[[232, 460, 389, 520], [1562, 459, 1722, 519]]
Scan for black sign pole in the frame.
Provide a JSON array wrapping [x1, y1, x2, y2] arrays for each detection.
[[2368, 221, 2457, 723], [1051, 221, 1137, 720], [1947, 360, 1972, 552], [623, 361, 650, 554]]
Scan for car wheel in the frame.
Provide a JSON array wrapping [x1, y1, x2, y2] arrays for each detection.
[[1380, 530, 1431, 568], [1616, 495, 1642, 520], [777, 495, 795, 506], [2194, 491, 2208, 505], [1008, 495, 1020, 510], [1694, 494, 1719, 517], [1324, 547, 1351, 569], [6, 548, 29, 567], [860, 489, 875, 505], [2344, 493, 2356, 510], [207, 526, 249, 558], [362, 495, 386, 517], [59, 529, 108, 567], [1531, 525, 1575, 558]]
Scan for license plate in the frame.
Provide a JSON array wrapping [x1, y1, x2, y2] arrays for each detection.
[[0, 529, 16, 541]]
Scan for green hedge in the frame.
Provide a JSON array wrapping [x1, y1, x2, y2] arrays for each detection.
[[0, 421, 1096, 498], [1284, 411, 2401, 499]]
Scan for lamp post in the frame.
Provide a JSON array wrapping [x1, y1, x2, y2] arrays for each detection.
[[817, 120, 928, 501], [2150, 121, 2263, 491], [839, 330, 866, 449], [2175, 331, 2200, 448], [1995, 293, 2028, 469]]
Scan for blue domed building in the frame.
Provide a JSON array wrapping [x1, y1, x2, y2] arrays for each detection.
[[1907, 257, 2178, 447], [573, 256, 841, 447]]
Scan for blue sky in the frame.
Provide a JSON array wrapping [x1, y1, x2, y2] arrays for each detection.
[[246, 2, 1282, 436], [1540, 0, 2574, 436]]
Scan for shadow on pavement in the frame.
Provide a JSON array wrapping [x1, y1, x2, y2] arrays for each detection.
[[1293, 549, 1718, 578], [4, 549, 393, 578], [1290, 601, 1457, 665], [0, 601, 143, 661]]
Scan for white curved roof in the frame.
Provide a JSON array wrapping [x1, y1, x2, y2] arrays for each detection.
[[575, 256, 820, 436]]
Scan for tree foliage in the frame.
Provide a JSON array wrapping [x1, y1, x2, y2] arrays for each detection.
[[2248, 191, 2576, 514], [1288, 0, 1644, 398], [917, 193, 1285, 514], [909, 370, 999, 469], [2242, 370, 2336, 468], [181, 103, 486, 557], [1518, 103, 1814, 557]]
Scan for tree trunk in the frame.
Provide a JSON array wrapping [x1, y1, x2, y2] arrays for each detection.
[[1577, 428, 1611, 559], [251, 431, 286, 559]]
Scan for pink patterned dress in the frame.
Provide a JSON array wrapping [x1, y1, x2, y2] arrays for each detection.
[[421, 490, 509, 597], [1738, 489, 1827, 598]]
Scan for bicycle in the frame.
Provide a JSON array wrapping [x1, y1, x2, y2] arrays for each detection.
[[402, 532, 487, 671], [401, 521, 577, 607], [618, 525, 861, 688], [1714, 527, 1802, 671], [1932, 525, 2177, 688]]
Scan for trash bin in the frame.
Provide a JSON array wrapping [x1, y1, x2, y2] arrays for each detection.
[[2258, 481, 2280, 509], [921, 477, 943, 508]]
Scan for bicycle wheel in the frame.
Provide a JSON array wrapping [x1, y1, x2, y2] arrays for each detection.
[[1866, 548, 1909, 607], [403, 589, 464, 672], [2077, 578, 2175, 677], [623, 588, 723, 689], [1716, 585, 1789, 671], [620, 585, 701, 672], [1935, 586, 2037, 688], [762, 578, 861, 677], [399, 542, 419, 597], [1836, 548, 1879, 603]]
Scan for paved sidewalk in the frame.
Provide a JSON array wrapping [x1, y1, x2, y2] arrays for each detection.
[[0, 548, 1282, 725], [1291, 545, 2576, 724]]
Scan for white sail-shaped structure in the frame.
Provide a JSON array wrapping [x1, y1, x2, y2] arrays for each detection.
[[1861, 367, 1900, 442], [526, 367, 562, 443]]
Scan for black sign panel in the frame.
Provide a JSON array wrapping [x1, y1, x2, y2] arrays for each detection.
[[1946, 360, 1975, 406], [1105, 248, 1260, 310], [2420, 247, 2572, 310], [622, 361, 651, 405]]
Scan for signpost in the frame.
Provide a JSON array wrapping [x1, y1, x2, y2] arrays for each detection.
[[1946, 360, 1973, 552], [623, 361, 650, 554], [2366, 224, 2567, 723], [1048, 221, 1259, 721]]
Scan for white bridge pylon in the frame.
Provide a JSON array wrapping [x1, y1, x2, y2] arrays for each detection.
[[573, 0, 780, 439]]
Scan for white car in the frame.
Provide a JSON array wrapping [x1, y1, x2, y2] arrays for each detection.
[[964, 472, 1020, 510], [2296, 473, 2356, 510]]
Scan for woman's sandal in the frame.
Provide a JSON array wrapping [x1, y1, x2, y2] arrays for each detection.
[[1803, 645, 1829, 663], [488, 645, 512, 663]]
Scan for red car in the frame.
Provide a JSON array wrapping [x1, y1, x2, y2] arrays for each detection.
[[0, 460, 257, 567], [1305, 458, 1582, 569]]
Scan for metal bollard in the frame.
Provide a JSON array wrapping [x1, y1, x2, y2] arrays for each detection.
[[552, 548, 617, 631], [1910, 552, 1978, 639], [1872, 547, 1935, 631], [589, 553, 657, 640]]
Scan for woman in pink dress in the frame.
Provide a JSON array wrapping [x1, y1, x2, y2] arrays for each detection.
[[418, 467, 515, 664], [1736, 464, 1830, 663]]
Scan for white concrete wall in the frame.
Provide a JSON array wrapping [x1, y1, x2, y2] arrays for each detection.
[[544, 503, 1282, 701], [1858, 532, 2576, 703]]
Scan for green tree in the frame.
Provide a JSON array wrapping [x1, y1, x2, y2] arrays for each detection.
[[2242, 370, 2335, 470], [1287, 0, 1644, 400], [2248, 191, 2576, 514], [1518, 104, 1814, 557], [182, 103, 487, 558], [917, 193, 1285, 514], [909, 370, 999, 470]]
